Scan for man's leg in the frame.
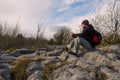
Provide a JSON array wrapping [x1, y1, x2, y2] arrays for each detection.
[[67, 37, 94, 54], [66, 38, 75, 50], [79, 37, 94, 50]]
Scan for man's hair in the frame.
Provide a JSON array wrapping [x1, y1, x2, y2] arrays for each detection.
[[82, 20, 89, 25]]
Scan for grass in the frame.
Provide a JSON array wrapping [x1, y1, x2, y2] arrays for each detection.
[[34, 56, 45, 62], [10, 58, 32, 80], [42, 61, 69, 80], [10, 57, 44, 80], [7, 48, 15, 52], [10, 56, 68, 80]]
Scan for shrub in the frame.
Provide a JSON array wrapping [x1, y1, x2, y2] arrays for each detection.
[[0, 22, 48, 50], [53, 26, 71, 45], [10, 57, 44, 80], [10, 58, 32, 80], [7, 48, 15, 53]]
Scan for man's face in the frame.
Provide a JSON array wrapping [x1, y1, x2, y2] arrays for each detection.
[[82, 24, 88, 28]]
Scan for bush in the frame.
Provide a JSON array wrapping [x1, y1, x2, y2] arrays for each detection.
[[7, 48, 15, 53], [0, 22, 48, 50], [10, 58, 33, 80], [52, 26, 71, 45]]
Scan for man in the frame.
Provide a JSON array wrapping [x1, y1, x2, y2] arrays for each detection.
[[67, 20, 97, 54]]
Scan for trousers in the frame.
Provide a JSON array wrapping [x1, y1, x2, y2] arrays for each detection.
[[67, 37, 94, 54]]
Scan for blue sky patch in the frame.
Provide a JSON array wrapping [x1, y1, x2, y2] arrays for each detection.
[[46, 0, 103, 26]]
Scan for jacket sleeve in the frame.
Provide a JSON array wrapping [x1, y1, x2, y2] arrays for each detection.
[[80, 28, 92, 37], [72, 33, 82, 38], [72, 27, 93, 38]]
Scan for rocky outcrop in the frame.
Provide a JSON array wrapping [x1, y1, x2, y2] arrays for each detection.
[[27, 71, 44, 80], [0, 44, 120, 80]]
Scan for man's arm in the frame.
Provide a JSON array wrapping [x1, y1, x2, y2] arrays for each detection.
[[72, 27, 93, 38], [72, 33, 82, 38]]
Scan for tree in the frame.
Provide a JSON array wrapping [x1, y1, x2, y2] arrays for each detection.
[[91, 0, 120, 44], [53, 26, 71, 45], [48, 39, 54, 45], [35, 20, 48, 49]]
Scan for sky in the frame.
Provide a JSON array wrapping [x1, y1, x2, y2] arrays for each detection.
[[0, 0, 105, 38]]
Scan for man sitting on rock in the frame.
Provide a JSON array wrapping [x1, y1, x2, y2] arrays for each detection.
[[66, 20, 102, 55]]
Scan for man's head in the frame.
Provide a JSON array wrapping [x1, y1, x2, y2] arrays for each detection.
[[81, 20, 89, 28]]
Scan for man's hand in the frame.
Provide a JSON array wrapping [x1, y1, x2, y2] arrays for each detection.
[[69, 32, 74, 36]]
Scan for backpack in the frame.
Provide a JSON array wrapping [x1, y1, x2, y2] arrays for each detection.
[[92, 30, 102, 45]]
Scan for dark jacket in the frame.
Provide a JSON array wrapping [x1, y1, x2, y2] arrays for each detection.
[[72, 24, 95, 48]]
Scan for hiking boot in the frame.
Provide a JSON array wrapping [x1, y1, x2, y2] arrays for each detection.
[[68, 51, 77, 56], [63, 47, 69, 51]]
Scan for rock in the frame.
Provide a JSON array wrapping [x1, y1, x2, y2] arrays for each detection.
[[59, 51, 78, 64], [0, 76, 4, 80], [51, 64, 95, 80], [101, 66, 120, 80], [100, 45, 120, 54], [47, 50, 62, 56], [0, 49, 2, 52], [0, 51, 8, 54], [9, 52, 20, 57], [108, 74, 120, 80], [41, 56, 60, 65], [83, 51, 118, 66], [76, 58, 98, 72], [35, 51, 47, 56], [15, 49, 35, 54], [26, 62, 44, 76], [39, 48, 49, 52], [9, 49, 36, 57], [0, 69, 11, 80], [54, 45, 64, 50], [0, 45, 120, 80], [51, 64, 72, 79], [47, 45, 64, 51], [58, 51, 69, 61], [27, 71, 43, 80], [116, 49, 120, 54], [16, 53, 37, 59], [66, 54, 78, 65], [0, 64, 9, 69], [0, 63, 14, 70], [0, 55, 16, 63]]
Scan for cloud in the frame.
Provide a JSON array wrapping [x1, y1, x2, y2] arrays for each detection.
[[55, 0, 120, 35], [0, 0, 106, 38], [64, 0, 82, 5], [0, 0, 53, 36], [44, 14, 94, 39], [45, 0, 103, 36], [57, 14, 93, 33], [57, 0, 84, 12], [0, 0, 53, 17], [47, 0, 101, 24]]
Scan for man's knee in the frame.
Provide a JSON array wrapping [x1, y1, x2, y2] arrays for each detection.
[[75, 37, 84, 42], [74, 37, 84, 45], [75, 37, 81, 40]]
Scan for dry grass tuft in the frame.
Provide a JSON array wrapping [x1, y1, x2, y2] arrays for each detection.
[[7, 48, 15, 52], [10, 58, 32, 80], [34, 57, 45, 62], [10, 57, 44, 80], [42, 61, 69, 80]]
